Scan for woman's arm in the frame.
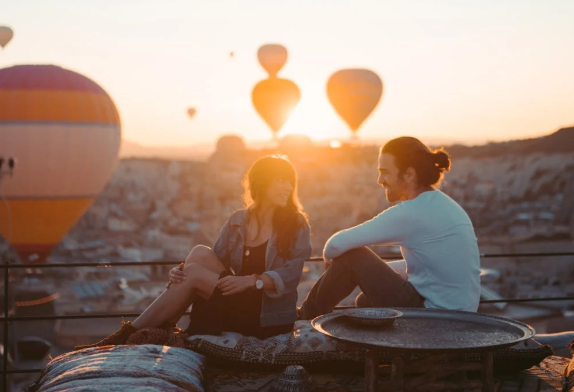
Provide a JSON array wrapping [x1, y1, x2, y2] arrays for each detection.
[[212, 217, 232, 264], [217, 273, 275, 296], [263, 220, 312, 298]]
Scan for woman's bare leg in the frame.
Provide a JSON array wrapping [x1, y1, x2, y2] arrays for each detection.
[[73, 249, 227, 350], [184, 245, 227, 272], [159, 246, 228, 325], [132, 250, 226, 329]]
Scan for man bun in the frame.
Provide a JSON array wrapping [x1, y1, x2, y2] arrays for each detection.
[[434, 151, 451, 172]]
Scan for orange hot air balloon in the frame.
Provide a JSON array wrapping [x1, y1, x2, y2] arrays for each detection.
[[187, 107, 197, 118], [0, 65, 121, 263], [252, 78, 301, 139], [0, 26, 13, 49], [257, 44, 288, 77], [327, 69, 383, 138]]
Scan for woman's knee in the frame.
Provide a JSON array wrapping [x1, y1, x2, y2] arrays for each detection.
[[182, 263, 219, 296], [180, 263, 206, 286], [185, 245, 214, 265]]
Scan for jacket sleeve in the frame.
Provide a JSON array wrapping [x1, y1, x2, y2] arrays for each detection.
[[263, 219, 312, 298], [212, 217, 232, 266]]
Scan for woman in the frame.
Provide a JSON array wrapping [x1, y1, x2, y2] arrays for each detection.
[[75, 155, 311, 349]]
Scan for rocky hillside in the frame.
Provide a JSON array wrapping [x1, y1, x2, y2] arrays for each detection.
[[61, 127, 574, 262]]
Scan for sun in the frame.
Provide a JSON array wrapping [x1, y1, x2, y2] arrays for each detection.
[[279, 94, 346, 141]]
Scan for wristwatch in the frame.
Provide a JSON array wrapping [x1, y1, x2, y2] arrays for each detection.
[[253, 274, 264, 290]]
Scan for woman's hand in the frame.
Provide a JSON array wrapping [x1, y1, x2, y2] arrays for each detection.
[[217, 275, 256, 296], [166, 263, 185, 288]]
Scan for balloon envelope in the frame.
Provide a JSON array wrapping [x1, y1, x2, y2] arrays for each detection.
[[187, 107, 197, 118], [252, 78, 301, 137], [0, 26, 14, 48], [0, 65, 121, 263], [257, 44, 288, 77], [327, 69, 383, 134]]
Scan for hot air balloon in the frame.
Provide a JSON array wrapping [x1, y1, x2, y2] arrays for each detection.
[[257, 44, 288, 77], [187, 107, 197, 119], [0, 65, 121, 263], [0, 26, 14, 49], [327, 69, 383, 138], [252, 78, 301, 140]]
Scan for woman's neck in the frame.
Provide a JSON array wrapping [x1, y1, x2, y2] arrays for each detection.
[[253, 201, 275, 224]]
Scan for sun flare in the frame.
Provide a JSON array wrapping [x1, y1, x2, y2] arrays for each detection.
[[279, 94, 345, 141]]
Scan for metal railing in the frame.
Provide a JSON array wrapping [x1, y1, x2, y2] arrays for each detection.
[[1, 251, 574, 391]]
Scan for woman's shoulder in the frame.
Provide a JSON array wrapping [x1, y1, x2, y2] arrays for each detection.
[[295, 212, 310, 230], [228, 209, 249, 226]]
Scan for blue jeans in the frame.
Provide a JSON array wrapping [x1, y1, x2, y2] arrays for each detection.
[[299, 247, 425, 320]]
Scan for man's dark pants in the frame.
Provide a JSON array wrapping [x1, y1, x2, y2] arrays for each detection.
[[299, 247, 425, 320]]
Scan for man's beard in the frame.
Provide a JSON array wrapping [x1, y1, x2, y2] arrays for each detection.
[[385, 187, 400, 202], [384, 180, 407, 202]]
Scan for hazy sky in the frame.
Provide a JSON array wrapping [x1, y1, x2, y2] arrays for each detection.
[[3, 0, 574, 146]]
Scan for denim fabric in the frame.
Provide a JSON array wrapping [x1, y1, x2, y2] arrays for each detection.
[[213, 209, 312, 327]]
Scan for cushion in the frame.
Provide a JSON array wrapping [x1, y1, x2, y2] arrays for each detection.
[[187, 320, 553, 374], [26, 344, 205, 392]]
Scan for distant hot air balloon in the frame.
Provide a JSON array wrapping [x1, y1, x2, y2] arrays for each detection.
[[187, 107, 197, 119], [252, 78, 301, 140], [0, 26, 14, 49], [257, 44, 288, 77], [327, 69, 383, 138], [0, 65, 121, 263]]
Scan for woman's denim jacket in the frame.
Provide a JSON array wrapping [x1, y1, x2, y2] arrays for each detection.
[[213, 209, 312, 327]]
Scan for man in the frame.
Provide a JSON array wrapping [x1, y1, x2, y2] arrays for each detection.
[[299, 137, 481, 319]]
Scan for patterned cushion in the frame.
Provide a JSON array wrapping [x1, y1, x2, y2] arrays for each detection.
[[186, 320, 553, 374], [187, 321, 363, 365], [26, 344, 205, 392]]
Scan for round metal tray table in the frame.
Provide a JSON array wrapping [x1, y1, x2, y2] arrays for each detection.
[[312, 308, 535, 392]]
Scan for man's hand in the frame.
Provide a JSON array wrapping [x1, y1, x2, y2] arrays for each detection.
[[217, 275, 256, 296]]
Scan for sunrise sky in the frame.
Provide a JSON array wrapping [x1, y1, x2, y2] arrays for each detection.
[[2, 0, 574, 147]]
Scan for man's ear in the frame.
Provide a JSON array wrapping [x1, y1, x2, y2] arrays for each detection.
[[404, 167, 417, 184]]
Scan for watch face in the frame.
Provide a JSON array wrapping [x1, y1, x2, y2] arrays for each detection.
[[256, 280, 264, 290]]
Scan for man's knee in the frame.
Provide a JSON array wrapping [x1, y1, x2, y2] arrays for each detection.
[[355, 292, 372, 308], [331, 247, 370, 266], [185, 245, 213, 265]]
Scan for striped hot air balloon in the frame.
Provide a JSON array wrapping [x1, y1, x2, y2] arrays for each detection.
[[0, 65, 121, 263]]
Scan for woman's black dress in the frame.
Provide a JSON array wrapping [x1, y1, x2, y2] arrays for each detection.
[[186, 240, 294, 339]]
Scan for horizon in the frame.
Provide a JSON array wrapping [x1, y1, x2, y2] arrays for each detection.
[[3, 1, 574, 147]]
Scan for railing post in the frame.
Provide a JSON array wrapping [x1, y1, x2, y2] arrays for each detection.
[[2, 254, 9, 392]]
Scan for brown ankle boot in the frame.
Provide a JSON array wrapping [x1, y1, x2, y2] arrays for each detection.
[[74, 320, 137, 351]]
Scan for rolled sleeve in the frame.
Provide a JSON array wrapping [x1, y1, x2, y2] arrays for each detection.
[[262, 270, 286, 298], [263, 220, 312, 298]]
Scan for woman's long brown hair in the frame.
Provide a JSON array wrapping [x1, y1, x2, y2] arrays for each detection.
[[242, 155, 307, 259]]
